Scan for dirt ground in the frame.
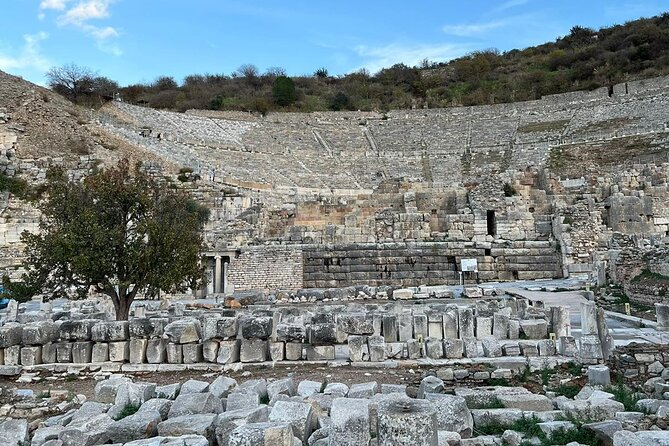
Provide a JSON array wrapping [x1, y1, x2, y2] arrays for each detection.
[[0, 363, 433, 400]]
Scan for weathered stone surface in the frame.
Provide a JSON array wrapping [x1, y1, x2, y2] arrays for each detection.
[[209, 376, 237, 398], [424, 393, 473, 438], [214, 407, 270, 446], [267, 378, 296, 400], [584, 420, 623, 446], [305, 345, 335, 361], [95, 376, 132, 403], [22, 321, 59, 345], [129, 318, 168, 339], [106, 409, 161, 443], [309, 323, 337, 345], [0, 418, 28, 445], [168, 392, 223, 418], [163, 319, 201, 344], [519, 320, 548, 339], [59, 413, 114, 446], [0, 324, 23, 348], [368, 335, 386, 362], [349, 382, 378, 399], [269, 401, 315, 444], [418, 376, 444, 399], [91, 321, 129, 342], [338, 314, 374, 335], [227, 422, 294, 446], [562, 399, 625, 422], [240, 316, 273, 340], [217, 340, 241, 364], [157, 414, 217, 443], [329, 397, 370, 446], [377, 396, 438, 446], [240, 339, 268, 362], [180, 379, 210, 394], [109, 341, 130, 362], [138, 398, 173, 420], [297, 380, 322, 397], [497, 393, 554, 412], [227, 391, 261, 412]]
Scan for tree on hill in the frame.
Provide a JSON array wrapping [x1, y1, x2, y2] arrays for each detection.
[[47, 63, 119, 106], [8, 159, 209, 320], [272, 75, 297, 107]]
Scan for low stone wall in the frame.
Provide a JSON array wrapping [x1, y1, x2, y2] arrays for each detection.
[[609, 343, 669, 383], [0, 299, 579, 370], [624, 282, 669, 307]]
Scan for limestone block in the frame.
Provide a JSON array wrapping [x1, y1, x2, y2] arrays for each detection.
[[277, 324, 306, 342], [285, 342, 303, 361], [267, 378, 296, 400], [398, 314, 414, 342], [418, 376, 444, 398], [42, 343, 57, 363], [538, 339, 556, 356], [476, 317, 493, 339], [240, 339, 268, 363], [367, 335, 386, 362], [348, 335, 366, 362], [481, 336, 502, 358], [458, 308, 475, 338], [386, 342, 404, 359], [129, 317, 168, 339], [240, 316, 273, 340], [183, 343, 204, 363], [518, 341, 538, 357], [269, 401, 315, 444], [226, 391, 261, 412], [4, 345, 21, 365], [503, 342, 521, 356], [95, 377, 132, 403], [227, 422, 294, 446], [168, 392, 224, 418], [425, 337, 443, 359], [109, 341, 130, 362], [309, 323, 337, 345], [71, 341, 93, 363], [166, 343, 183, 364], [217, 340, 241, 364], [588, 365, 611, 387], [393, 288, 414, 299], [519, 320, 547, 339], [58, 413, 114, 446], [413, 315, 428, 340], [19, 346, 41, 366], [58, 320, 95, 341], [305, 345, 335, 361], [181, 379, 210, 394], [0, 419, 28, 446], [217, 317, 239, 339], [382, 315, 398, 342], [106, 409, 161, 443], [329, 397, 371, 446], [442, 310, 459, 339], [442, 338, 463, 359], [146, 339, 168, 363], [157, 414, 217, 442], [56, 342, 73, 363], [508, 320, 520, 339], [164, 318, 201, 344], [402, 338, 420, 359], [462, 337, 479, 358], [92, 343, 109, 362], [497, 393, 553, 411], [377, 396, 438, 446], [22, 321, 59, 345], [493, 314, 509, 339], [348, 382, 378, 398], [269, 342, 285, 361], [202, 339, 219, 362], [91, 321, 129, 342], [338, 314, 374, 335], [424, 393, 473, 438], [129, 339, 148, 364], [0, 324, 23, 348]]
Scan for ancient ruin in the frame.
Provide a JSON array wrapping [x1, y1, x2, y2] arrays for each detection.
[[1, 67, 669, 445]]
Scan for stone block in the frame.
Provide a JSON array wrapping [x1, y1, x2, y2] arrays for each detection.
[[481, 337, 502, 358], [305, 345, 335, 361], [398, 314, 414, 342], [442, 309, 459, 339], [72, 341, 93, 363], [166, 343, 183, 364], [22, 321, 59, 345], [425, 337, 443, 359], [217, 317, 239, 339], [520, 320, 548, 339], [129, 339, 148, 364], [458, 308, 475, 338], [493, 313, 509, 339], [269, 401, 315, 444], [58, 320, 94, 341], [202, 339, 219, 362], [285, 342, 303, 361], [476, 317, 493, 339], [588, 365, 611, 387], [0, 324, 23, 348], [240, 316, 273, 340], [91, 321, 129, 342], [329, 397, 371, 445], [348, 382, 378, 398], [418, 376, 444, 398], [240, 339, 268, 363], [377, 396, 438, 446], [367, 335, 386, 362], [217, 340, 241, 364], [227, 422, 294, 446], [424, 393, 473, 438], [129, 317, 168, 339], [42, 343, 57, 363], [309, 323, 337, 345], [109, 341, 130, 362], [407, 339, 422, 359], [164, 318, 201, 344], [20, 346, 42, 366], [92, 343, 109, 362], [462, 337, 479, 358], [443, 338, 464, 359], [348, 335, 366, 362], [382, 315, 398, 342], [413, 315, 428, 340], [183, 343, 204, 363], [146, 338, 168, 363], [56, 342, 73, 363]]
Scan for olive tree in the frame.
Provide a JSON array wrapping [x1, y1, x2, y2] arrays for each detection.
[[15, 159, 209, 320]]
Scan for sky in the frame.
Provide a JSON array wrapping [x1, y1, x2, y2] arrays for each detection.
[[0, 1, 667, 87]]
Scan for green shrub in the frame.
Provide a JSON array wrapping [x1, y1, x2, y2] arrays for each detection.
[[114, 403, 140, 420], [553, 383, 582, 399], [605, 382, 641, 411]]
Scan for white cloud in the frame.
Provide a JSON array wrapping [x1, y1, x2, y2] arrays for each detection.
[[40, 0, 71, 11], [354, 42, 472, 74], [60, 0, 113, 25], [0, 32, 51, 73], [442, 20, 507, 37], [492, 0, 529, 12]]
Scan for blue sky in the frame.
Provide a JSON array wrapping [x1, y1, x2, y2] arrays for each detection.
[[1, 1, 667, 86]]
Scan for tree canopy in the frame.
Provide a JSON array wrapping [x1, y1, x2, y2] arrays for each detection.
[[12, 160, 209, 320]]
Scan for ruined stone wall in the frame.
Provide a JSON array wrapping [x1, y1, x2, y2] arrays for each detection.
[[228, 245, 304, 291], [610, 343, 669, 383]]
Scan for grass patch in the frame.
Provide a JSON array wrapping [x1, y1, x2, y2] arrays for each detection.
[[605, 382, 641, 412], [541, 368, 556, 386], [631, 269, 669, 283], [553, 383, 582, 399], [0, 173, 30, 198], [487, 377, 511, 387], [114, 403, 140, 420], [259, 394, 270, 405], [469, 397, 505, 410]]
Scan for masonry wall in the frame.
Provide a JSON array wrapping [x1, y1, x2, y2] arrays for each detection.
[[303, 241, 561, 288], [228, 245, 304, 291]]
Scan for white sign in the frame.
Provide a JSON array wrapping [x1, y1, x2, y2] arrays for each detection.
[[461, 258, 478, 272]]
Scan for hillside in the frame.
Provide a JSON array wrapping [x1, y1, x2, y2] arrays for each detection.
[[108, 14, 669, 113]]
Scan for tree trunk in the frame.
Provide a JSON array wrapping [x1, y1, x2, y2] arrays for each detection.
[[116, 299, 131, 321]]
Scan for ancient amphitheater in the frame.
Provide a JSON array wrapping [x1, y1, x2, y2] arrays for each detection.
[[2, 70, 669, 446]]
